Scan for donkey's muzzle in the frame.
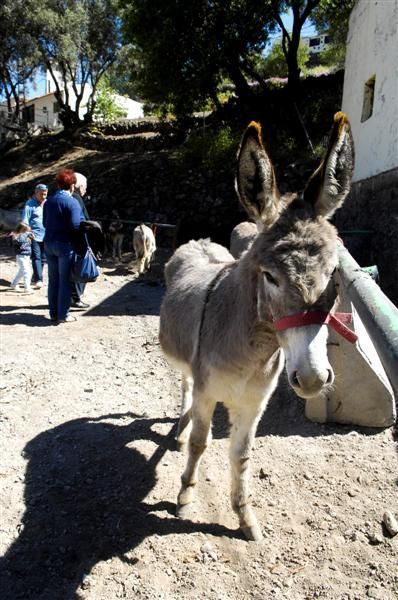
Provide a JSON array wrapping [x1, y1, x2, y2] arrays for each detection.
[[289, 367, 334, 398]]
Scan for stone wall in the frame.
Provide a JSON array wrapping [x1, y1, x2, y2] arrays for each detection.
[[335, 167, 398, 305]]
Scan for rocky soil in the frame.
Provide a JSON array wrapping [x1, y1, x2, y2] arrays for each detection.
[[0, 240, 397, 600]]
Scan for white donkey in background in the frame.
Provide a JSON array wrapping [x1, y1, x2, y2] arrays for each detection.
[[133, 223, 156, 274], [159, 113, 355, 541]]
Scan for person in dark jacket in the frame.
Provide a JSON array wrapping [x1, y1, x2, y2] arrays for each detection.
[[71, 172, 90, 309], [43, 169, 83, 323]]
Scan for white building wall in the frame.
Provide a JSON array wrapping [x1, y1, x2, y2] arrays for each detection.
[[23, 84, 93, 128], [112, 94, 144, 119], [302, 33, 330, 54], [64, 83, 93, 120], [342, 0, 398, 182], [30, 93, 60, 128]]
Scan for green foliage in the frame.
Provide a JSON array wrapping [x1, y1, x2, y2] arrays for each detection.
[[1, 0, 123, 129], [93, 78, 128, 122], [106, 44, 143, 100], [120, 0, 281, 117], [318, 43, 346, 69], [120, 0, 354, 118], [310, 0, 355, 69], [177, 126, 238, 171], [311, 0, 355, 45], [31, 0, 122, 127], [259, 40, 310, 78], [0, 0, 41, 116]]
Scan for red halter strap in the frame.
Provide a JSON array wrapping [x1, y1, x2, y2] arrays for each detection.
[[273, 311, 358, 344]]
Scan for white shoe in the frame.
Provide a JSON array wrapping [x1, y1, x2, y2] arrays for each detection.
[[58, 315, 77, 323], [34, 281, 43, 289]]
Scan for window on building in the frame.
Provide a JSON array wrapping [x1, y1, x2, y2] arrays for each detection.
[[22, 105, 35, 123], [361, 75, 376, 122], [309, 37, 320, 47], [324, 35, 330, 44], [53, 101, 60, 113]]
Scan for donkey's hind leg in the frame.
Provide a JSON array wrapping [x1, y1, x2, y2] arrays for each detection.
[[176, 375, 193, 451], [176, 390, 215, 518], [229, 403, 264, 541]]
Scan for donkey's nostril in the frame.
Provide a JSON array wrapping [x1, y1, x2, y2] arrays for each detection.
[[290, 368, 333, 393], [291, 371, 300, 387]]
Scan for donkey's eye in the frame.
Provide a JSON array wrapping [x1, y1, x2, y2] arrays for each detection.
[[264, 271, 279, 287]]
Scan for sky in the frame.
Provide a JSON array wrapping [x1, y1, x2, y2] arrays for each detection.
[[267, 9, 317, 47]]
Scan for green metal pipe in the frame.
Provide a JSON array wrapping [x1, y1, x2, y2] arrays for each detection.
[[337, 242, 398, 393]]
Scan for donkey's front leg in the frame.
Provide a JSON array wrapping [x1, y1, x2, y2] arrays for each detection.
[[229, 405, 264, 541], [176, 391, 215, 518], [176, 374, 193, 451]]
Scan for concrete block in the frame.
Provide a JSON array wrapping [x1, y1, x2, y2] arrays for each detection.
[[305, 272, 396, 428]]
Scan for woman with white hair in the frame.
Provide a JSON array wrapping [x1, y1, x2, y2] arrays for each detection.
[[73, 173, 89, 219], [71, 172, 90, 308]]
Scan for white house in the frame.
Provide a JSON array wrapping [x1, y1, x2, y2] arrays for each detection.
[[302, 33, 331, 54], [342, 0, 398, 182], [271, 32, 330, 56], [336, 0, 398, 306], [0, 69, 144, 140]]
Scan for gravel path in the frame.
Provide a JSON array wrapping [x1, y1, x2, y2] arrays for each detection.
[[0, 244, 397, 600]]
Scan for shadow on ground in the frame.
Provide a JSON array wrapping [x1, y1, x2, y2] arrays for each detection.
[[211, 371, 386, 442], [86, 276, 164, 318], [0, 413, 238, 600]]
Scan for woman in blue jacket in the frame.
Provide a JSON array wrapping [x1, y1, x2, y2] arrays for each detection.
[[44, 169, 83, 323]]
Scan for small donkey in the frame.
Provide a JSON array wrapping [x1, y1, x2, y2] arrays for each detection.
[[159, 113, 354, 541], [133, 224, 156, 274]]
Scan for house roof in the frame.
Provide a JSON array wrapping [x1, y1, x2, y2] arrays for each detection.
[[24, 91, 57, 104], [0, 90, 57, 108]]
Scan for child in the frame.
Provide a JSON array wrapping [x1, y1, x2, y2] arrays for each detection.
[[10, 222, 34, 293]]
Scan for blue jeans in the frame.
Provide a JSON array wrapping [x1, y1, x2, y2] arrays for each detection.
[[45, 241, 74, 321], [71, 280, 86, 302], [31, 239, 45, 283]]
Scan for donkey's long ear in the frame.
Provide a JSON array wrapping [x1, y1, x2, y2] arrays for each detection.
[[236, 121, 280, 229], [303, 112, 355, 218]]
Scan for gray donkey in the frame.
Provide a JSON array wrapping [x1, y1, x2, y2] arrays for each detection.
[[159, 112, 355, 541]]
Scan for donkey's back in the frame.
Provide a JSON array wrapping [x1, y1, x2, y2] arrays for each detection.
[[160, 239, 234, 367]]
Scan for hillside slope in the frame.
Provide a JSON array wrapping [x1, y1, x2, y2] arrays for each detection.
[[0, 129, 242, 247]]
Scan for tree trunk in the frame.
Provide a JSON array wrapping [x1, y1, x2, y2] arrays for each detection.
[[57, 102, 82, 131], [227, 62, 254, 104]]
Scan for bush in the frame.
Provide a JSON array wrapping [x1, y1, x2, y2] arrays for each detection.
[[93, 79, 128, 123], [177, 126, 238, 171]]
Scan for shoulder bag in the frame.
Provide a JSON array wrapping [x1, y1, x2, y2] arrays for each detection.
[[71, 233, 100, 283]]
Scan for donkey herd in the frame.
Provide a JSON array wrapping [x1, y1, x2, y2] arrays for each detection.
[[104, 221, 156, 273], [159, 112, 355, 541]]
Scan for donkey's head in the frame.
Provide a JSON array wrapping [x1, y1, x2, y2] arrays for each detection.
[[236, 113, 355, 398]]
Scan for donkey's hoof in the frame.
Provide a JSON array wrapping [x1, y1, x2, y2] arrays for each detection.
[[176, 501, 192, 519], [177, 484, 195, 506], [241, 523, 263, 542]]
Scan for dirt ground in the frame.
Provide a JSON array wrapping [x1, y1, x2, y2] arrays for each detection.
[[0, 240, 397, 600]]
